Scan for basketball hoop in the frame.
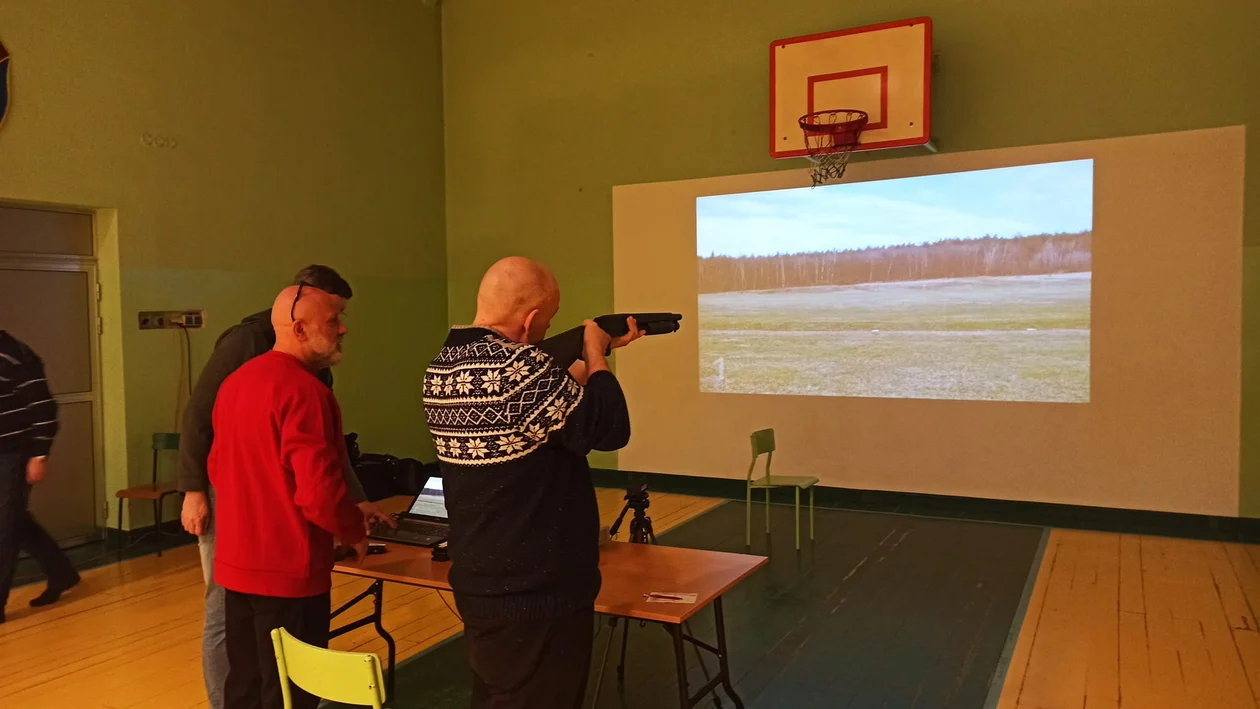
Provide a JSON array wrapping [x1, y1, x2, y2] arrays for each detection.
[[799, 109, 868, 186]]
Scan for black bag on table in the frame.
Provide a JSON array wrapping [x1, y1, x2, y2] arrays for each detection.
[[344, 433, 437, 501]]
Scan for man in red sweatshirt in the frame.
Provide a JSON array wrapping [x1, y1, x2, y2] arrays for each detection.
[[209, 283, 366, 709]]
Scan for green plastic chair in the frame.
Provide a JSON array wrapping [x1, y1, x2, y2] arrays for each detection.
[[271, 627, 386, 709], [746, 428, 818, 549]]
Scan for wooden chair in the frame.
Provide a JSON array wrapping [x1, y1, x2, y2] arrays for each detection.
[[115, 432, 181, 556], [746, 428, 818, 549], [271, 627, 386, 709]]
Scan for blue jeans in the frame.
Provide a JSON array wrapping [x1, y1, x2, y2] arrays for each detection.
[[199, 492, 227, 709]]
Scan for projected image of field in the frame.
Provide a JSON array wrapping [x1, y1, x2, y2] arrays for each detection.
[[697, 161, 1093, 403]]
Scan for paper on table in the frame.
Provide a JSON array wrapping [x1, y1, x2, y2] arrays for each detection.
[[644, 592, 697, 604]]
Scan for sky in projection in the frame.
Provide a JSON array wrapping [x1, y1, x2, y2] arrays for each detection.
[[697, 159, 1094, 258]]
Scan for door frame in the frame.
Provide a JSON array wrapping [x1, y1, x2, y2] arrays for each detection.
[[0, 252, 106, 546]]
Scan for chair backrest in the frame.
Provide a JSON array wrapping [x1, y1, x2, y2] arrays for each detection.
[[270, 627, 386, 709], [150, 433, 180, 486], [152, 432, 180, 451], [748, 428, 776, 480]]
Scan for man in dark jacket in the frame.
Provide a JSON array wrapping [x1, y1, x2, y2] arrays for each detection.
[[177, 265, 391, 709], [0, 331, 80, 624]]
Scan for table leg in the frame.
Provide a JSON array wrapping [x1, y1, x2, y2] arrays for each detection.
[[329, 579, 395, 702], [154, 498, 163, 557], [591, 616, 619, 708], [617, 615, 631, 681], [373, 580, 396, 700], [669, 623, 690, 708], [713, 597, 744, 709]]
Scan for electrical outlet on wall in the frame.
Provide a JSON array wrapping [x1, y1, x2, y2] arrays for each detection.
[[179, 311, 204, 328], [139, 310, 205, 330]]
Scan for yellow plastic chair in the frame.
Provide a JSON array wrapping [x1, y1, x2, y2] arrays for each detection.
[[746, 428, 818, 549], [270, 627, 386, 709]]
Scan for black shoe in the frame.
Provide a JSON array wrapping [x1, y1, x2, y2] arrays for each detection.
[[29, 572, 80, 608]]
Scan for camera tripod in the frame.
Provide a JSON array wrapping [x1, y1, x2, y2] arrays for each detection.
[[590, 485, 724, 708]]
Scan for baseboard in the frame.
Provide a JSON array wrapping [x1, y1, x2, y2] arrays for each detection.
[[102, 519, 196, 548], [592, 469, 1260, 543]]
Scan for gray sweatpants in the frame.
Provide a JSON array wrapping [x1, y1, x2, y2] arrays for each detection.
[[198, 493, 227, 709]]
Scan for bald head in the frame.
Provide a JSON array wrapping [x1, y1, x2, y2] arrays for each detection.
[[473, 257, 560, 344], [271, 284, 349, 369]]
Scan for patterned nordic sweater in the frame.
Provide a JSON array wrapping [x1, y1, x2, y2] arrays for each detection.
[[424, 327, 631, 620]]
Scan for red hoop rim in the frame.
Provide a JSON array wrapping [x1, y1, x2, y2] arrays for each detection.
[[798, 109, 869, 136]]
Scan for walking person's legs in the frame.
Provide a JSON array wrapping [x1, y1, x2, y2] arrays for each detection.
[[18, 478, 78, 607], [0, 454, 26, 622], [18, 499, 79, 606], [0, 453, 78, 614]]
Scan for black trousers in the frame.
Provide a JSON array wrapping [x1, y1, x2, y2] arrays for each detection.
[[462, 606, 595, 709], [224, 588, 330, 709], [0, 453, 77, 611]]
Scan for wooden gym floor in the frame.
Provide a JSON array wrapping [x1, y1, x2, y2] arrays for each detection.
[[998, 529, 1260, 709], [4, 491, 1260, 708], [0, 489, 721, 709]]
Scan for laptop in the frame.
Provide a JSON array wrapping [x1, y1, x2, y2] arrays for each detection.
[[369, 477, 449, 548]]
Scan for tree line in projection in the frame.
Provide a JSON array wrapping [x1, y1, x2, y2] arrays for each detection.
[[697, 232, 1091, 294]]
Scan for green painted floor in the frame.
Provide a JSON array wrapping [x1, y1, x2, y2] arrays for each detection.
[[349, 500, 1044, 709]]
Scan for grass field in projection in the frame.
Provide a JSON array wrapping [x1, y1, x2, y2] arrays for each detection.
[[698, 271, 1089, 402]]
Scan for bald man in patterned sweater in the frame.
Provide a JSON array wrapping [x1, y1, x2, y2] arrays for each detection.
[[424, 257, 644, 709]]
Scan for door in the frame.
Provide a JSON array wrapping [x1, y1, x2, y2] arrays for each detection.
[[0, 205, 103, 545]]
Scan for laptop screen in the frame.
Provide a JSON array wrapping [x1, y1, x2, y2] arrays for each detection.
[[407, 477, 449, 520]]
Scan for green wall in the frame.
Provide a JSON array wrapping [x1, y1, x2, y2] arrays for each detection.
[[442, 1, 1260, 508], [3, 1, 1256, 523], [0, 1, 446, 527]]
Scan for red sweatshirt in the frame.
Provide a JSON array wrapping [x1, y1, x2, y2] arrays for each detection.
[[208, 350, 365, 598]]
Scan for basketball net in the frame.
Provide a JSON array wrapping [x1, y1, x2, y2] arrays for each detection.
[[799, 109, 868, 187]]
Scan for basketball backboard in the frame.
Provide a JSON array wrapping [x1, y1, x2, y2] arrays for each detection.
[[770, 17, 932, 159]]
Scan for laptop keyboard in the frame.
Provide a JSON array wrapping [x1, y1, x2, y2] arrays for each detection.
[[401, 521, 446, 537], [377, 519, 446, 542]]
